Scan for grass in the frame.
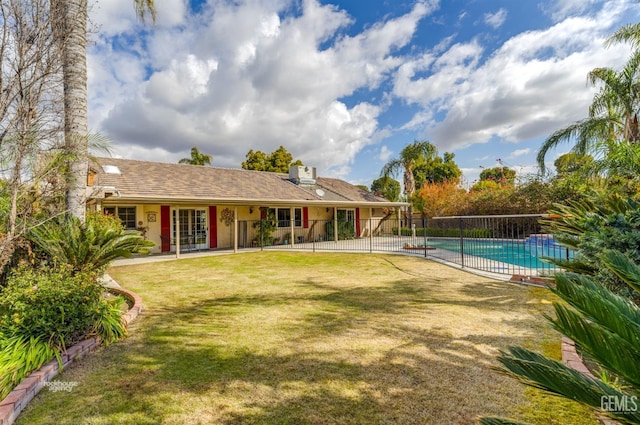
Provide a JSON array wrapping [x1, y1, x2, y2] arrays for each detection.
[[17, 252, 598, 424]]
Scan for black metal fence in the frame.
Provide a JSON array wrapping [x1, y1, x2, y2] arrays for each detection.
[[426, 215, 571, 276], [184, 215, 571, 277]]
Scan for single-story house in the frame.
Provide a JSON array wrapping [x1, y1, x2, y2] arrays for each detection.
[[87, 157, 407, 255]]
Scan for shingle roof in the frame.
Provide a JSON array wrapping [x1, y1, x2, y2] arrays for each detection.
[[90, 157, 400, 206]]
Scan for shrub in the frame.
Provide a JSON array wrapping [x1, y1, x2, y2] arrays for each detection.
[[252, 210, 277, 246], [29, 212, 154, 275], [325, 220, 355, 240], [0, 335, 59, 400], [93, 295, 128, 346], [0, 265, 128, 398], [0, 265, 103, 349], [391, 227, 492, 238], [542, 194, 640, 300]]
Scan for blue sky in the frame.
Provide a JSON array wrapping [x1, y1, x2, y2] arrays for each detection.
[[87, 0, 640, 188]]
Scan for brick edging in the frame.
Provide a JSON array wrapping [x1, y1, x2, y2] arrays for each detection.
[[562, 336, 595, 377], [0, 284, 143, 425], [562, 337, 619, 425]]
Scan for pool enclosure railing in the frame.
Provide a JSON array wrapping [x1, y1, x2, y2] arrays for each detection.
[[174, 213, 571, 277], [426, 214, 571, 276]]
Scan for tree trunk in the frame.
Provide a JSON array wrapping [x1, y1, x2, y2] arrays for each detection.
[[59, 0, 89, 222], [403, 169, 415, 230]]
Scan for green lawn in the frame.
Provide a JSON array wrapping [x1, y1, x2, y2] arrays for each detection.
[[17, 252, 597, 424]]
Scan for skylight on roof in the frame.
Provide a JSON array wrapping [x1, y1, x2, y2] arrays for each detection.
[[103, 165, 121, 174]]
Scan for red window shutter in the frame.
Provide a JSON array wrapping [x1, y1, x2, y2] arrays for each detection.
[[303, 207, 309, 228], [160, 205, 170, 252], [260, 207, 267, 219], [355, 208, 361, 237], [209, 206, 217, 249]]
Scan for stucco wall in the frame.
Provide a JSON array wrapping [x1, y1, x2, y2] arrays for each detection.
[[97, 203, 394, 252]]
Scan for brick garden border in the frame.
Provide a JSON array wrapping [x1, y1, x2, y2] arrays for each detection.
[[562, 338, 619, 425], [510, 275, 618, 424], [0, 285, 142, 425]]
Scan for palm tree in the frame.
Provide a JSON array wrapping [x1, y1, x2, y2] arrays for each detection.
[[381, 140, 437, 227], [537, 50, 640, 171], [537, 31, 640, 171], [381, 141, 437, 198], [178, 147, 213, 166], [57, 0, 156, 222], [606, 22, 640, 48]]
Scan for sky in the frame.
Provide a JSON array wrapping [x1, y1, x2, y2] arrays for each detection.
[[87, 0, 640, 189]]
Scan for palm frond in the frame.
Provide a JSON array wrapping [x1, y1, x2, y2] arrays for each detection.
[[553, 273, 640, 331], [606, 23, 640, 47], [537, 118, 611, 171], [603, 250, 640, 294], [380, 158, 403, 178], [133, 0, 157, 23], [549, 303, 640, 387], [496, 346, 640, 423]]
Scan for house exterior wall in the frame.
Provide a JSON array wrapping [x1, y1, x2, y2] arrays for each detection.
[[95, 202, 394, 253]]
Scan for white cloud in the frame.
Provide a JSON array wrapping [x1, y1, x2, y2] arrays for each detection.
[[484, 8, 507, 29], [393, 1, 634, 152], [378, 145, 393, 162], [86, 0, 637, 184], [508, 148, 531, 158], [542, 0, 600, 22], [89, 0, 434, 175]]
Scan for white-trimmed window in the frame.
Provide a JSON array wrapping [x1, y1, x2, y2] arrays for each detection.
[[104, 206, 137, 230], [269, 207, 302, 228]]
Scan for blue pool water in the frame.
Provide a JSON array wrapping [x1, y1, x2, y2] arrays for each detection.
[[427, 237, 572, 269]]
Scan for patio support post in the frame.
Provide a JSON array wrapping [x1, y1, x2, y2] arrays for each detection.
[[369, 208, 373, 253], [233, 207, 238, 253], [260, 214, 264, 251], [290, 207, 294, 246], [312, 220, 316, 252], [175, 207, 180, 259], [334, 207, 338, 243]]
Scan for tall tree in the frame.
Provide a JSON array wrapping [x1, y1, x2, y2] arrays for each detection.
[[380, 140, 437, 226], [537, 33, 640, 171], [242, 146, 303, 173], [57, 0, 156, 222], [370, 176, 401, 202], [380, 140, 437, 198], [478, 166, 516, 186], [413, 151, 462, 187], [178, 147, 212, 166], [0, 0, 65, 274]]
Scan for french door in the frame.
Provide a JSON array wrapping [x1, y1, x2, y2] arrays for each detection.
[[172, 209, 208, 251]]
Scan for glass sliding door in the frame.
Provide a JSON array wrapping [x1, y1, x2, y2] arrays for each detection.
[[172, 208, 208, 251]]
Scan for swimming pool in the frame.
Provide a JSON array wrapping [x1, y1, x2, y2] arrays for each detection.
[[426, 237, 572, 272]]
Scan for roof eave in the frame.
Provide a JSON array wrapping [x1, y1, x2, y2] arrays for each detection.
[[93, 194, 408, 208]]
